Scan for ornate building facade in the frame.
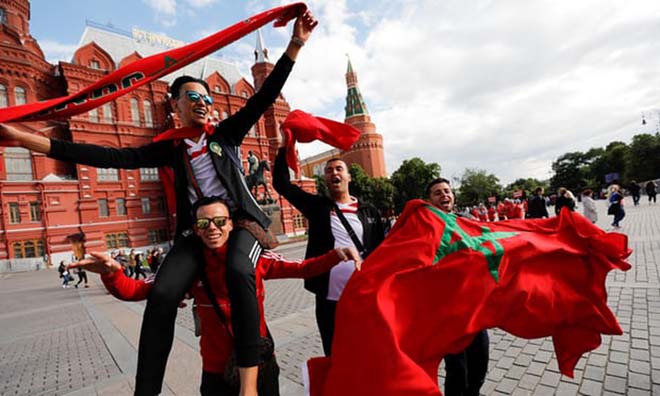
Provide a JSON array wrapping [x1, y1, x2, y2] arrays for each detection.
[[0, 0, 310, 270], [299, 58, 386, 179]]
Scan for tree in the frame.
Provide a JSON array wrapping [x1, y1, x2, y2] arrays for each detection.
[[456, 168, 502, 206], [504, 178, 548, 198], [549, 151, 591, 193], [390, 158, 441, 213], [625, 133, 660, 182], [313, 174, 329, 199], [348, 164, 394, 215]]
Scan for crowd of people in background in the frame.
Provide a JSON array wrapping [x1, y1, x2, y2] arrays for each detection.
[[447, 178, 660, 231], [58, 246, 167, 288]]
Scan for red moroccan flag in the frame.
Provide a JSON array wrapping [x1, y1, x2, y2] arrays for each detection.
[[306, 200, 631, 396]]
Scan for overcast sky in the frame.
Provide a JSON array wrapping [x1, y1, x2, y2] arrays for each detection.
[[30, 0, 660, 184]]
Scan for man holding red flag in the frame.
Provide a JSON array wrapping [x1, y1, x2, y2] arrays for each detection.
[[427, 178, 489, 396], [305, 192, 630, 396], [273, 128, 386, 356], [0, 10, 318, 395]]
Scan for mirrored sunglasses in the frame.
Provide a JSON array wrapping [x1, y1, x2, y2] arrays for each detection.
[[184, 90, 213, 105], [194, 216, 228, 230]]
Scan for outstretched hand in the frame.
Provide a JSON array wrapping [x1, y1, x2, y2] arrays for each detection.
[[293, 9, 318, 44], [68, 252, 122, 275], [0, 123, 21, 147], [336, 246, 363, 271]]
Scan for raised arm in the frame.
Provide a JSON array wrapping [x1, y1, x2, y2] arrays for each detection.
[[0, 123, 173, 169], [272, 146, 320, 215], [68, 252, 152, 301], [217, 10, 318, 146], [260, 247, 362, 280]]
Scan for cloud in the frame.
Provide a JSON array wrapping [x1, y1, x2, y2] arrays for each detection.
[[184, 0, 217, 7], [273, 0, 660, 184], [38, 40, 78, 64], [142, 0, 176, 15]]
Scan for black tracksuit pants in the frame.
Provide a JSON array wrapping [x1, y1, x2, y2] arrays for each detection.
[[444, 330, 490, 396]]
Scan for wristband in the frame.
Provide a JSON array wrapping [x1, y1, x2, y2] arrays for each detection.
[[290, 36, 305, 47]]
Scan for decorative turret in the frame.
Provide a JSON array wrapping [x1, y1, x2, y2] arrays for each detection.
[[254, 29, 269, 63], [340, 56, 386, 178], [344, 57, 369, 119]]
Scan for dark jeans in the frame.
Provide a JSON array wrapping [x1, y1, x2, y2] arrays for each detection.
[[612, 208, 625, 227], [650, 194, 657, 203], [632, 194, 640, 206], [444, 330, 490, 396], [134, 229, 262, 395], [75, 272, 87, 286], [315, 296, 337, 356]]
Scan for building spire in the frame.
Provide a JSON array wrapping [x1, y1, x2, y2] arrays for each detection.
[[344, 55, 369, 119], [254, 29, 269, 63]]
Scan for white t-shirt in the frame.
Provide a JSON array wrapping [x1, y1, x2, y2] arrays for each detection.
[[327, 197, 363, 301], [184, 133, 232, 206]]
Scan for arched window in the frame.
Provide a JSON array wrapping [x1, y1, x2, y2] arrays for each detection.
[[0, 84, 7, 108], [0, 8, 6, 25], [130, 98, 140, 126], [14, 87, 26, 105], [24, 241, 35, 258], [143, 100, 153, 128], [4, 147, 33, 180]]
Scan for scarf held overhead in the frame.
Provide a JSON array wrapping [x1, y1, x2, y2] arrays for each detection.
[[306, 201, 631, 396], [0, 3, 306, 123], [280, 110, 361, 174]]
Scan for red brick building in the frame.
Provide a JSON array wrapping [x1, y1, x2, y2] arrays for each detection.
[[0, 0, 310, 270]]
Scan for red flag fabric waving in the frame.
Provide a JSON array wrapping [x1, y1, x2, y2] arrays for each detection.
[[280, 110, 361, 173], [0, 3, 305, 123], [307, 200, 631, 396]]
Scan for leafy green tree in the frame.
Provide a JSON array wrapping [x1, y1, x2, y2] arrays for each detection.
[[504, 178, 548, 198], [369, 177, 395, 215], [549, 151, 591, 193], [456, 168, 502, 206], [348, 164, 394, 215], [625, 133, 660, 182], [313, 174, 329, 198], [390, 157, 441, 213]]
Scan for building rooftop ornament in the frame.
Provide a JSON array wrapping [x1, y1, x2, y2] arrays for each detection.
[[254, 29, 269, 63], [344, 55, 369, 119]]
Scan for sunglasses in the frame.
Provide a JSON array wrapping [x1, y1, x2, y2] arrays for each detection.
[[194, 216, 228, 230], [184, 90, 213, 105]]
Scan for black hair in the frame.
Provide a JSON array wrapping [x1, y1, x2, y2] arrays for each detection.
[[425, 177, 451, 196], [191, 196, 231, 218], [170, 75, 210, 99]]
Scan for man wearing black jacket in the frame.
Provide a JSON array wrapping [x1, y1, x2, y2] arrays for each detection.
[[273, 132, 385, 355], [0, 11, 317, 396], [527, 187, 549, 219]]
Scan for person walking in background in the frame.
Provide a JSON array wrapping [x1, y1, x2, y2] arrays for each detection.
[[608, 185, 625, 228], [646, 180, 658, 204], [527, 187, 549, 219], [581, 189, 598, 224], [58, 260, 72, 288], [555, 187, 576, 215], [74, 266, 89, 288], [629, 181, 641, 206], [134, 253, 148, 280]]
